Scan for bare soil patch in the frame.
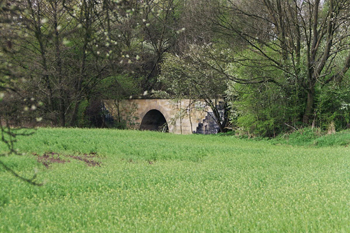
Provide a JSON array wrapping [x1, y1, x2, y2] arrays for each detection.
[[33, 152, 101, 168]]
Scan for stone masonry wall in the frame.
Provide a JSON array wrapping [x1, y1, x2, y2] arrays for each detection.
[[104, 99, 220, 134]]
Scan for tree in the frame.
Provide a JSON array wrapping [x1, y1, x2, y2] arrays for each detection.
[[214, 0, 350, 125], [177, 0, 219, 50], [189, 0, 350, 135], [160, 44, 232, 132], [0, 0, 42, 185], [2, 0, 141, 127], [137, 0, 184, 91]]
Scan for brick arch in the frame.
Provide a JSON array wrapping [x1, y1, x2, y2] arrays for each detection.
[[140, 109, 168, 132], [138, 102, 171, 129]]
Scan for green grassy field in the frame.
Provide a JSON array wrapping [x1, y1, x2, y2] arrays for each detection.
[[1, 128, 350, 232]]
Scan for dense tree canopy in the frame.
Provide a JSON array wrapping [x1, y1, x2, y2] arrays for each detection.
[[1, 0, 184, 127], [219, 0, 350, 135], [217, 0, 350, 123], [1, 0, 350, 136], [160, 0, 350, 135]]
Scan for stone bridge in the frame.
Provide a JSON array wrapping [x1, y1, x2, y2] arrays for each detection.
[[104, 99, 222, 134]]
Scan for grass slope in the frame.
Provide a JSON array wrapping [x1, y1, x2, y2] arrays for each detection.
[[1, 128, 350, 232], [270, 128, 350, 147]]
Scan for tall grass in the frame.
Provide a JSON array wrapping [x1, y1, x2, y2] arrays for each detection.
[[271, 128, 350, 147], [1, 128, 350, 232]]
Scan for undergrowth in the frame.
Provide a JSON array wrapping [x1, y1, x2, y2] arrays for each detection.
[[270, 128, 350, 147], [219, 128, 350, 147]]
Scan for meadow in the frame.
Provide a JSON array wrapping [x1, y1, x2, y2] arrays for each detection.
[[1, 128, 350, 232]]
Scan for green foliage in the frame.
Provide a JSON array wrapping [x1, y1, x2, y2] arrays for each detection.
[[160, 44, 232, 132], [227, 81, 302, 137], [1, 128, 350, 232], [77, 100, 90, 128], [227, 60, 350, 137], [313, 130, 350, 147], [160, 44, 231, 98], [217, 0, 350, 131], [97, 75, 140, 100], [88, 75, 140, 128], [272, 127, 350, 147], [315, 82, 350, 131], [272, 128, 322, 147]]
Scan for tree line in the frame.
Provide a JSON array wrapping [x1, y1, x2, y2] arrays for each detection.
[[1, 0, 350, 136]]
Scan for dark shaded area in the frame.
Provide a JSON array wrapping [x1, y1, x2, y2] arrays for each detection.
[[84, 100, 115, 128], [33, 152, 101, 168], [140, 110, 168, 132], [67, 154, 101, 167], [194, 112, 220, 134]]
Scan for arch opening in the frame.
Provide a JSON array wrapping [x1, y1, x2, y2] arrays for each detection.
[[140, 110, 168, 132]]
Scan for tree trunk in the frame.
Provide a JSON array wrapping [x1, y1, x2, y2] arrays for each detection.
[[52, 1, 66, 127], [69, 0, 91, 126], [303, 87, 315, 124], [69, 99, 81, 127]]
